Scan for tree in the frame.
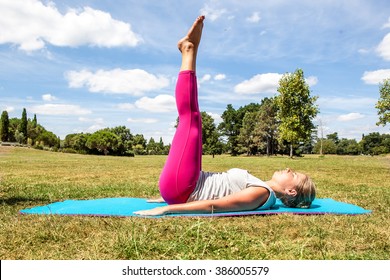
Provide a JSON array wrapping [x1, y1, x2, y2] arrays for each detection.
[[337, 138, 359, 155], [63, 133, 78, 149], [32, 114, 37, 128], [313, 139, 337, 154], [219, 103, 260, 156], [218, 104, 241, 155], [257, 97, 279, 156], [327, 132, 339, 145], [276, 69, 319, 157], [62, 127, 140, 156], [132, 134, 147, 155], [201, 112, 223, 157], [21, 108, 28, 144], [1, 111, 10, 142], [14, 130, 24, 144], [381, 134, 390, 153], [7, 118, 21, 142], [36, 131, 60, 148], [376, 79, 390, 127], [360, 132, 390, 155], [86, 130, 120, 155], [300, 131, 317, 154], [158, 137, 166, 154], [64, 133, 90, 152], [146, 137, 158, 155], [238, 111, 259, 155], [27, 119, 41, 146], [108, 126, 133, 155]]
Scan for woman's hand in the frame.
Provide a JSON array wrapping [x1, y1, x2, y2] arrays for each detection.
[[134, 206, 168, 216]]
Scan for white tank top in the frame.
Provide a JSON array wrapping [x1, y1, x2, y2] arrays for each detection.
[[187, 168, 276, 210]]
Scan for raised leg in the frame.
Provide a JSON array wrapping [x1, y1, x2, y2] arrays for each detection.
[[159, 16, 205, 204]]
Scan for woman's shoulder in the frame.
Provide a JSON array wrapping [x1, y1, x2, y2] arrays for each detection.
[[227, 168, 248, 173]]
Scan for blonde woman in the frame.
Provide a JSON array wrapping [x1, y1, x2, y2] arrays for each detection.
[[135, 16, 316, 216]]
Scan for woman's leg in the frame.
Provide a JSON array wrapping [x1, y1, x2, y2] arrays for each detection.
[[159, 16, 204, 204]]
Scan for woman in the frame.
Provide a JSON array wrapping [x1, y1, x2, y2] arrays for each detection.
[[135, 16, 316, 216]]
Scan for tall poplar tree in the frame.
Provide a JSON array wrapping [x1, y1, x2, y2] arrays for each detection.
[[1, 111, 10, 142], [276, 69, 319, 157], [32, 114, 37, 128], [21, 108, 28, 144]]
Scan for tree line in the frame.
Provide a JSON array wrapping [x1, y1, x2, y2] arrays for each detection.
[[1, 69, 389, 156], [0, 109, 169, 156], [62, 127, 169, 156], [1, 107, 389, 156], [1, 108, 60, 148]]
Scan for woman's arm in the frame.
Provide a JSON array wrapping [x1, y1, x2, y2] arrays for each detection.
[[146, 196, 165, 203], [134, 186, 269, 216]]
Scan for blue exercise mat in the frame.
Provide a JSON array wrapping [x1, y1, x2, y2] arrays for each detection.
[[19, 197, 371, 217]]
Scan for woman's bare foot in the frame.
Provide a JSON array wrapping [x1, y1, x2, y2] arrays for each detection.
[[178, 15, 205, 53]]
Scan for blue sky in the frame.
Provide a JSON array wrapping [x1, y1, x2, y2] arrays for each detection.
[[1, 0, 390, 144]]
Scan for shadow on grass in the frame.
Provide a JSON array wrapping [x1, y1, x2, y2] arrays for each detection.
[[0, 196, 50, 206]]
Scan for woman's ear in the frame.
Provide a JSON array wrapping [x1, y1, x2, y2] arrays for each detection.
[[286, 188, 297, 197]]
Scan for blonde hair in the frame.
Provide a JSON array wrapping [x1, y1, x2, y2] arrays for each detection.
[[280, 174, 316, 208]]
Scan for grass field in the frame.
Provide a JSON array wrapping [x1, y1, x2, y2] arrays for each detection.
[[0, 146, 389, 260]]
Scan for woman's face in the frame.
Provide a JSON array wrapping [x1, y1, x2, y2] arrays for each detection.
[[272, 168, 304, 189]]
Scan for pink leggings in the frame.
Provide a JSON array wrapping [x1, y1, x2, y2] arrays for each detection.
[[159, 70, 202, 204]]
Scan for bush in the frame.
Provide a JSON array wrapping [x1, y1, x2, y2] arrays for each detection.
[[60, 148, 78, 154]]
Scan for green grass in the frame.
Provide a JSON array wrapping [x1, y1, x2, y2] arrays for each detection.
[[0, 146, 389, 260]]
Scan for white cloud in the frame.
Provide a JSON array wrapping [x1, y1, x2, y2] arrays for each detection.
[[0, 0, 141, 51], [206, 112, 222, 123], [66, 69, 169, 96], [306, 76, 318, 87], [127, 118, 158, 124], [42, 94, 56, 101], [234, 73, 283, 94], [214, 74, 226, 81], [246, 12, 261, 23], [337, 113, 365, 122], [361, 69, 390, 84], [134, 94, 176, 113], [200, 4, 227, 21], [376, 33, 390, 61], [199, 74, 212, 83], [31, 104, 91, 115]]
